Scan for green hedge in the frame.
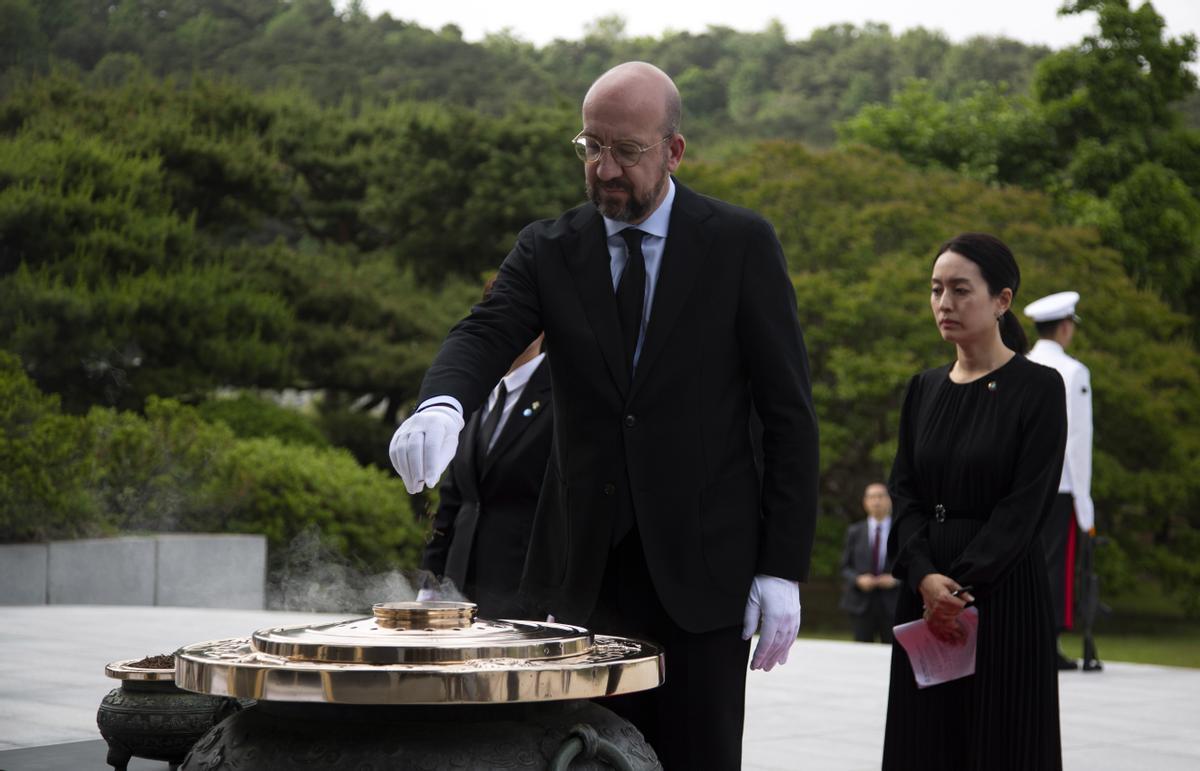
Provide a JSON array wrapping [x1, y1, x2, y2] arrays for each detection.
[[316, 405, 395, 470], [1, 352, 422, 572], [198, 393, 330, 449], [0, 350, 99, 540]]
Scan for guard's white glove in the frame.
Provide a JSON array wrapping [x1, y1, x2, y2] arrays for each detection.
[[389, 403, 465, 494], [741, 574, 801, 672]]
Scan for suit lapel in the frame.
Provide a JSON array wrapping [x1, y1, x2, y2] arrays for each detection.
[[565, 209, 631, 395], [480, 360, 550, 480], [458, 409, 484, 503], [856, 523, 871, 572], [630, 183, 711, 400]]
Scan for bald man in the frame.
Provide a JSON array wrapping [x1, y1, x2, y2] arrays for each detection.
[[390, 62, 818, 768]]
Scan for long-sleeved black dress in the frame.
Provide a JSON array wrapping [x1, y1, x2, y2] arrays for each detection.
[[882, 355, 1067, 771]]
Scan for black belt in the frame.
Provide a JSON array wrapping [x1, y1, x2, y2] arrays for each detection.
[[932, 504, 988, 523]]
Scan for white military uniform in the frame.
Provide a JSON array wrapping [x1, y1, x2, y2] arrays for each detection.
[[1024, 292, 1094, 532]]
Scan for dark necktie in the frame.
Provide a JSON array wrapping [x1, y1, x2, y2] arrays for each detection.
[[616, 228, 647, 376], [871, 523, 881, 575], [476, 380, 508, 466]]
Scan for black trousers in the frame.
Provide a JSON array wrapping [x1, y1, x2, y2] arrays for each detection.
[[1041, 493, 1076, 633], [584, 529, 751, 770], [851, 591, 896, 643]]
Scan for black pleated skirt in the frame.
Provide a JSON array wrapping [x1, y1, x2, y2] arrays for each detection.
[[882, 520, 1062, 771]]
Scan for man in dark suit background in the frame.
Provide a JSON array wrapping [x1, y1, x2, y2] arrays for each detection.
[[839, 482, 900, 643], [389, 61, 819, 769], [419, 278, 551, 618]]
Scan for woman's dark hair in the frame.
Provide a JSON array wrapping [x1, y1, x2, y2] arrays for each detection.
[[935, 232, 1028, 354]]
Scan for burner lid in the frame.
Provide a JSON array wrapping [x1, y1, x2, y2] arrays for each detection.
[[251, 601, 592, 664], [174, 601, 664, 705]]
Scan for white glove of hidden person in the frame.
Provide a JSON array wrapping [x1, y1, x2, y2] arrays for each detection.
[[389, 403, 465, 494], [741, 574, 801, 671]]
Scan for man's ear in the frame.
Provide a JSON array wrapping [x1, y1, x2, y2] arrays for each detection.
[[666, 134, 686, 173]]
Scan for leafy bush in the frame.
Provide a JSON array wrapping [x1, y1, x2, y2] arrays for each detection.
[[316, 406, 394, 470], [0, 350, 100, 541], [1, 370, 423, 570], [87, 397, 234, 533], [87, 397, 422, 571], [209, 437, 423, 572], [198, 393, 329, 449]]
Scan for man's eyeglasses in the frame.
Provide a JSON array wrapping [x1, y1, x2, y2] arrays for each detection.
[[572, 133, 671, 167]]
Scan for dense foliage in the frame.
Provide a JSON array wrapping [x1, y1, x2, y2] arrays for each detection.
[[841, 0, 1200, 321], [0, 0, 1058, 147], [1, 0, 1197, 610], [0, 354, 424, 570], [197, 393, 330, 449], [687, 144, 1200, 609], [0, 75, 558, 417]]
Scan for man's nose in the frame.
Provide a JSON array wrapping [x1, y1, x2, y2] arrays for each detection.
[[595, 149, 623, 180]]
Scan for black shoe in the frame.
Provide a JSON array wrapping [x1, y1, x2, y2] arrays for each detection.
[[1056, 652, 1079, 671], [1082, 658, 1104, 672]]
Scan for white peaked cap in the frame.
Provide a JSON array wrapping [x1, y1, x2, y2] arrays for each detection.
[[1023, 291, 1081, 323]]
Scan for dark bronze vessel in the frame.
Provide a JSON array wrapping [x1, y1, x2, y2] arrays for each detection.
[[173, 601, 665, 769], [96, 661, 242, 771]]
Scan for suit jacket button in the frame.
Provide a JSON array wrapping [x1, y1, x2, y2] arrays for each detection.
[[623, 414, 637, 428], [603, 483, 615, 496]]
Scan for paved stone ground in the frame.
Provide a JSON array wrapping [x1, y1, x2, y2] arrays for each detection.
[[1, 606, 1197, 769]]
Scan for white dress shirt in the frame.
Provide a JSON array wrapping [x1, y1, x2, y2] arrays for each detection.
[[1027, 339, 1094, 531], [480, 352, 545, 452], [602, 178, 676, 369]]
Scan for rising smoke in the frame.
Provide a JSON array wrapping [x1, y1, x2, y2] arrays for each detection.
[[267, 525, 467, 612]]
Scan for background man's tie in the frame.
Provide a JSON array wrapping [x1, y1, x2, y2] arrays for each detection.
[[475, 380, 508, 466], [871, 522, 881, 576]]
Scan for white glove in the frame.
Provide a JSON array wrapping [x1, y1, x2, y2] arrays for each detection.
[[389, 403, 465, 494], [741, 574, 801, 672]]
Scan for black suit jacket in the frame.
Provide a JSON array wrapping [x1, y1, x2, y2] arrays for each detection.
[[839, 519, 900, 616], [420, 359, 552, 618], [418, 181, 819, 632]]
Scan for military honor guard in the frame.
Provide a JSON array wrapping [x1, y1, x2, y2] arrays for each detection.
[[1024, 290, 1102, 671]]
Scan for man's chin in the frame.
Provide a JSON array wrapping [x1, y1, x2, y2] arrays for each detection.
[[595, 194, 632, 222]]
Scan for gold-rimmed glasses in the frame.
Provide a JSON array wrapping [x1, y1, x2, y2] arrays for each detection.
[[572, 133, 671, 167]]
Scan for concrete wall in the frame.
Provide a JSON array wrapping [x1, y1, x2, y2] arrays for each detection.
[[48, 537, 157, 605], [0, 544, 48, 604], [155, 534, 266, 609], [0, 534, 265, 609]]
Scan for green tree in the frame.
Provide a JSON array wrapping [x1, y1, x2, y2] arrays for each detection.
[[0, 350, 98, 541], [1100, 162, 1200, 308], [1035, 0, 1197, 161], [0, 79, 295, 411], [838, 1, 1200, 319], [683, 142, 1200, 611]]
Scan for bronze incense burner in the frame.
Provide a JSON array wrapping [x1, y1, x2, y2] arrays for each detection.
[[97, 659, 242, 771], [169, 601, 665, 769]]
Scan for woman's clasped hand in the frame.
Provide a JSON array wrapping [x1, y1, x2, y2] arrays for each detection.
[[918, 573, 975, 645]]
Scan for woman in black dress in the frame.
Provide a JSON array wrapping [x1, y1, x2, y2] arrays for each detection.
[[882, 233, 1067, 770]]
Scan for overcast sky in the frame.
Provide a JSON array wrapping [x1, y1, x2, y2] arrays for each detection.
[[357, 0, 1199, 51]]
